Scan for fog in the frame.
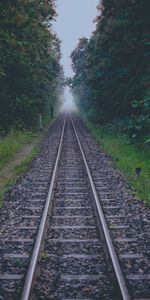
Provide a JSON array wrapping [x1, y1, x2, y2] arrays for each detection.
[[54, 0, 99, 111], [60, 87, 78, 112]]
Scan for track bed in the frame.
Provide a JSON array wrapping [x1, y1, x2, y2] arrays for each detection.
[[0, 114, 150, 300], [33, 117, 114, 300]]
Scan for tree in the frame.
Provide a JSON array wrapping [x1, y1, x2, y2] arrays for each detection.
[[70, 0, 150, 137], [0, 0, 64, 133]]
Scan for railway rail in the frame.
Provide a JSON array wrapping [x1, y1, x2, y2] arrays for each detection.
[[0, 113, 150, 300]]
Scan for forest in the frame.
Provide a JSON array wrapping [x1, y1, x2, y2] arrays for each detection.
[[0, 0, 64, 134], [0, 1, 149, 206], [1, 0, 149, 143], [70, 0, 150, 144]]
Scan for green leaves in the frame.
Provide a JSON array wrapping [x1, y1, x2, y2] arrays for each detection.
[[70, 0, 150, 142], [0, 0, 64, 133]]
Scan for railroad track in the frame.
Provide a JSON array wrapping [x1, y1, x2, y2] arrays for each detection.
[[0, 113, 150, 299]]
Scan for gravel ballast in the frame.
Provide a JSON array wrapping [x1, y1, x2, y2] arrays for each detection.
[[0, 114, 150, 299]]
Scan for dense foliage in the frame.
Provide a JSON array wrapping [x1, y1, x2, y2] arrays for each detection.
[[0, 0, 64, 134], [70, 0, 150, 142]]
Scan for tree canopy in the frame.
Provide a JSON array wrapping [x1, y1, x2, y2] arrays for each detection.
[[0, 0, 64, 133], [70, 0, 150, 141]]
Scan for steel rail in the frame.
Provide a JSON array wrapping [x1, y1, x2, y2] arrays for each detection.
[[70, 114, 130, 300], [21, 113, 67, 300]]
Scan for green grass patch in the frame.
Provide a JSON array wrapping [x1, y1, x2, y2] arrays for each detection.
[[43, 114, 52, 127], [0, 147, 39, 208], [0, 131, 34, 169], [0, 118, 53, 208], [14, 147, 39, 176], [87, 123, 150, 205], [0, 176, 15, 208]]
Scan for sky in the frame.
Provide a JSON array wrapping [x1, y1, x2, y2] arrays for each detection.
[[54, 0, 99, 77], [53, 0, 99, 109]]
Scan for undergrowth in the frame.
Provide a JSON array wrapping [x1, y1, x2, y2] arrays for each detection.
[[0, 131, 34, 169], [0, 117, 53, 208], [0, 147, 39, 208], [87, 123, 150, 205]]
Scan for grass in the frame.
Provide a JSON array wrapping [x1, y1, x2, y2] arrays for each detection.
[[41, 252, 49, 262], [0, 116, 54, 208], [43, 114, 53, 127], [0, 131, 34, 170], [0, 147, 39, 208], [14, 147, 39, 176], [87, 123, 150, 205]]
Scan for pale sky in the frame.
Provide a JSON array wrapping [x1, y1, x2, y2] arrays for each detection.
[[54, 0, 99, 78], [53, 0, 99, 109]]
